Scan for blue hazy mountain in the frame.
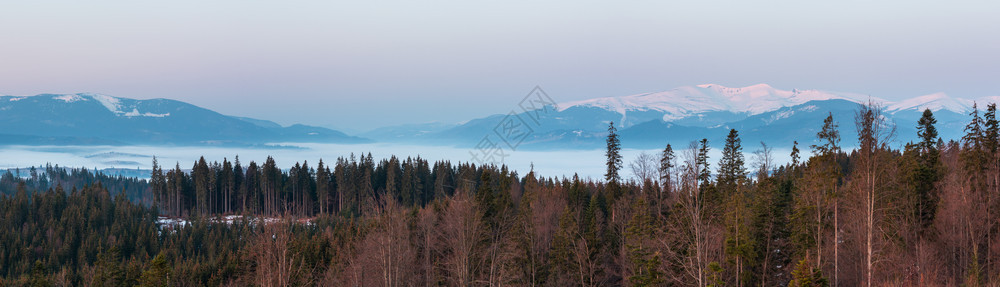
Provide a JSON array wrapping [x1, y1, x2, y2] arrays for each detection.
[[376, 84, 984, 150], [1, 84, 987, 150], [0, 93, 369, 146]]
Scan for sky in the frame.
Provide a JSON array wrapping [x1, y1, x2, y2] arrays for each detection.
[[1, 0, 998, 132]]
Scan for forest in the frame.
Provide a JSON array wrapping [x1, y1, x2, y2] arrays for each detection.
[[3, 101, 1000, 286]]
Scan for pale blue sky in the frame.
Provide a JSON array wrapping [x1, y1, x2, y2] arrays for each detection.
[[1, 0, 998, 131]]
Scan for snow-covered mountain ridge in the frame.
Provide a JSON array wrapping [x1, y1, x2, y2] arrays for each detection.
[[558, 83, 988, 122], [0, 93, 369, 146]]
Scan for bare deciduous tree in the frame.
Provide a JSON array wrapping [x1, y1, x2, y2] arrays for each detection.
[[630, 151, 658, 184], [851, 100, 895, 287], [249, 221, 307, 287], [439, 191, 482, 286], [752, 141, 774, 181]]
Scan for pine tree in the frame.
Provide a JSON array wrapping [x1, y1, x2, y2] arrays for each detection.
[[918, 109, 939, 153], [913, 109, 940, 230], [985, 104, 999, 155], [804, 112, 841, 270], [150, 157, 166, 213], [789, 254, 829, 287], [717, 129, 746, 192], [139, 253, 171, 287], [697, 138, 711, 189], [29, 260, 50, 287], [791, 141, 801, 167], [316, 159, 330, 215], [812, 113, 841, 157], [660, 144, 675, 191], [718, 129, 752, 286], [962, 103, 986, 175], [606, 121, 623, 199], [193, 157, 210, 215], [659, 144, 675, 216], [625, 199, 664, 286]]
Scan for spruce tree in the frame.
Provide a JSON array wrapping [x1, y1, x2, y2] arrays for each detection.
[[914, 109, 940, 230], [316, 159, 329, 215], [697, 138, 711, 189], [29, 260, 49, 287], [961, 103, 987, 183], [985, 104, 999, 155], [717, 129, 746, 192], [660, 144, 675, 191], [658, 144, 675, 216], [718, 129, 751, 285], [606, 122, 623, 198], [812, 113, 841, 157], [791, 141, 800, 167], [139, 253, 171, 287]]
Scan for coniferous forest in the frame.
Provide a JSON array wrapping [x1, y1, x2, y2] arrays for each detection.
[[6, 102, 1000, 286]]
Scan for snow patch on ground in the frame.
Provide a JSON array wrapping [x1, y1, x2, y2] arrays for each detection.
[[73, 94, 171, 118], [798, 105, 818, 112], [765, 109, 794, 124], [54, 94, 85, 103], [156, 215, 313, 231], [123, 108, 170, 117], [90, 94, 122, 114]]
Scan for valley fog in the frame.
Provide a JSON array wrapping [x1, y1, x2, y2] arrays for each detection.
[[0, 143, 792, 180]]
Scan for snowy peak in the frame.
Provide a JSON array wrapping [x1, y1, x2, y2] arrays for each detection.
[[558, 83, 991, 123], [27, 93, 172, 118], [0, 93, 369, 145], [886, 92, 973, 114], [559, 83, 866, 121]]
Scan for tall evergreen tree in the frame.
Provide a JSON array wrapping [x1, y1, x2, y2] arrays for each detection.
[[658, 144, 675, 216], [717, 129, 746, 192], [913, 109, 941, 230], [660, 144, 675, 191], [812, 113, 841, 157], [718, 129, 752, 285], [791, 141, 801, 167], [984, 104, 999, 155], [150, 157, 166, 213], [806, 112, 841, 270], [697, 138, 711, 189], [193, 157, 210, 215], [606, 122, 623, 198], [316, 159, 330, 215]]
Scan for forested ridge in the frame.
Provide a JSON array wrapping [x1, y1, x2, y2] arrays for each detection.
[[4, 102, 1000, 286]]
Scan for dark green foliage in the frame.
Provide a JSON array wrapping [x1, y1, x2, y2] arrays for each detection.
[[717, 129, 746, 192], [606, 121, 623, 199], [697, 138, 712, 188], [6, 100, 1000, 286], [911, 109, 941, 231], [625, 199, 664, 286], [139, 253, 171, 287], [789, 254, 828, 287], [660, 143, 675, 191], [29, 260, 50, 287], [791, 140, 801, 167]]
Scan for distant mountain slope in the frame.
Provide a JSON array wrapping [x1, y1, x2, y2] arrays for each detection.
[[399, 84, 985, 150], [0, 94, 369, 146], [3, 84, 988, 150]]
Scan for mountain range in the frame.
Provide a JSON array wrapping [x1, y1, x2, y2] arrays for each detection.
[[365, 84, 990, 150], [1, 84, 994, 150], [0, 93, 368, 146]]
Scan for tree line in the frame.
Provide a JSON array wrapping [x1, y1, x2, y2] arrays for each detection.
[[149, 154, 477, 218], [4, 101, 1000, 285]]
